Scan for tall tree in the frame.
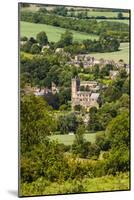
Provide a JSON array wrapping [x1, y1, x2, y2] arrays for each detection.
[[20, 95, 55, 152], [36, 31, 48, 47]]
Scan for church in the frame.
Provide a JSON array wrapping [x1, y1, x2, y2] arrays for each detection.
[[71, 77, 100, 111]]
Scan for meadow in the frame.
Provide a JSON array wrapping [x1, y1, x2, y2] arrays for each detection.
[[20, 21, 98, 42], [71, 10, 129, 18], [21, 172, 129, 196], [96, 19, 129, 25], [49, 131, 103, 145], [89, 43, 129, 63]]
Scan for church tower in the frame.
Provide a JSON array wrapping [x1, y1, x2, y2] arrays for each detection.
[[71, 78, 77, 99], [71, 77, 80, 109]]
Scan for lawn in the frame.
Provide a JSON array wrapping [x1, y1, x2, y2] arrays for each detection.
[[89, 43, 129, 63], [20, 21, 98, 42], [49, 131, 103, 145]]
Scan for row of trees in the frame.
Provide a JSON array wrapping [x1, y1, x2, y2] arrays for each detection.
[[21, 10, 129, 42], [33, 5, 129, 20], [21, 30, 120, 55]]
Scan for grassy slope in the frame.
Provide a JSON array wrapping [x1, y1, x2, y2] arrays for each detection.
[[97, 19, 129, 25], [21, 172, 129, 196], [49, 131, 103, 145], [20, 21, 98, 42], [89, 43, 129, 63], [73, 10, 129, 18]]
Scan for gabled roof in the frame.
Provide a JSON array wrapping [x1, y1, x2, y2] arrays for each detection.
[[90, 93, 100, 100]]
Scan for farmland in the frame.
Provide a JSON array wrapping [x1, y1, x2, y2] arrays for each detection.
[[97, 19, 129, 25], [89, 43, 129, 63], [49, 131, 103, 145], [20, 3, 130, 197], [20, 21, 129, 63], [20, 21, 98, 42], [70, 10, 129, 18]]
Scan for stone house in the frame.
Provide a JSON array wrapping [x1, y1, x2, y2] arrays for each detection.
[[71, 77, 100, 111]]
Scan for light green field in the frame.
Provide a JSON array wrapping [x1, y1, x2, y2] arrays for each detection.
[[73, 11, 129, 18], [21, 4, 40, 12], [90, 43, 129, 63], [87, 11, 129, 18], [97, 19, 129, 25], [49, 132, 103, 145], [21, 172, 129, 196], [20, 21, 98, 42]]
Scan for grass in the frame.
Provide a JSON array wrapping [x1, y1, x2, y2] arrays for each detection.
[[20, 21, 98, 42], [21, 4, 40, 12], [84, 173, 129, 192], [21, 172, 129, 196], [87, 11, 129, 18], [49, 131, 103, 145], [97, 19, 129, 25], [20, 51, 34, 59], [89, 43, 129, 63], [72, 10, 129, 18]]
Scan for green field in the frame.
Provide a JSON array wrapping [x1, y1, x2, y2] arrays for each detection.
[[20, 21, 98, 42], [97, 19, 129, 25], [49, 132, 103, 145], [21, 172, 129, 196], [21, 4, 40, 12], [72, 10, 129, 18], [90, 43, 129, 63]]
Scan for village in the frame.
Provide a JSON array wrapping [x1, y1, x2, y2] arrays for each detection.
[[20, 3, 130, 196]]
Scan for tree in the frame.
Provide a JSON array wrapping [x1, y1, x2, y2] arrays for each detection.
[[122, 78, 129, 95], [93, 64, 100, 79], [20, 95, 56, 151], [89, 107, 98, 115], [52, 6, 67, 16], [74, 105, 82, 112], [72, 125, 88, 157], [44, 93, 60, 110], [58, 113, 78, 134], [100, 34, 120, 52], [29, 37, 37, 44], [21, 40, 33, 53], [106, 111, 129, 148], [58, 30, 73, 47], [36, 31, 48, 47], [95, 133, 111, 151], [21, 36, 28, 41], [87, 144, 101, 160], [118, 12, 123, 19], [30, 44, 41, 54]]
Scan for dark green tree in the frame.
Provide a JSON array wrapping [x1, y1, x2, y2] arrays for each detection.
[[21, 95, 55, 151], [30, 44, 41, 54], [36, 31, 48, 46], [118, 12, 123, 19], [58, 30, 73, 47]]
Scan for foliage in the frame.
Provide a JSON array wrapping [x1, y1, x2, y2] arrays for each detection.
[[105, 111, 130, 174], [57, 30, 73, 47], [36, 31, 48, 46], [95, 133, 111, 151], [57, 113, 78, 134], [21, 10, 129, 42], [20, 95, 56, 151], [118, 12, 124, 19], [30, 43, 41, 54]]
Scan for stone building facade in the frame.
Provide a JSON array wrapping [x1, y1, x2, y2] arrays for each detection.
[[71, 77, 100, 111]]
